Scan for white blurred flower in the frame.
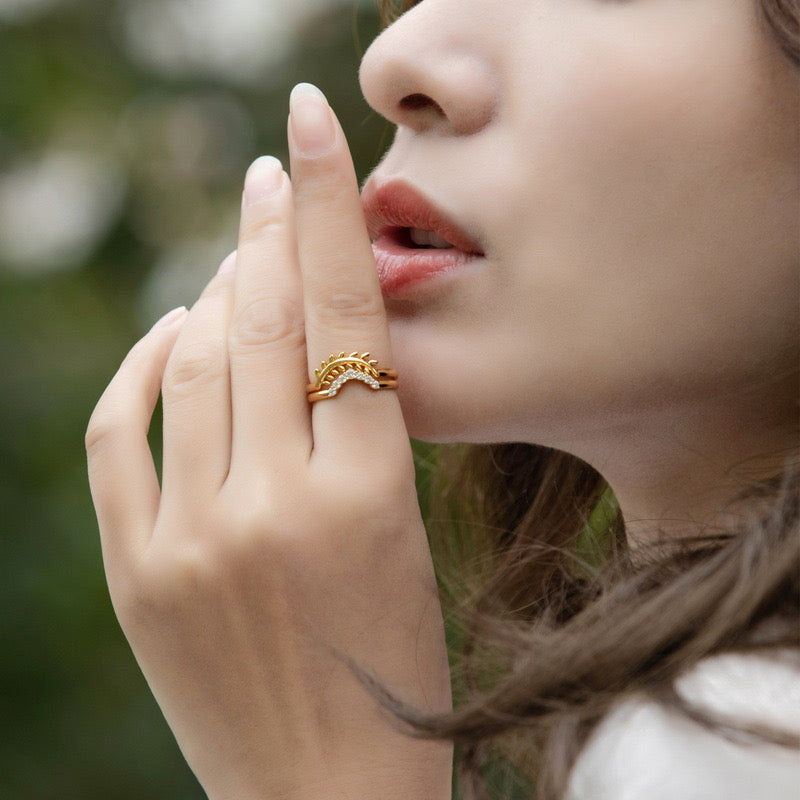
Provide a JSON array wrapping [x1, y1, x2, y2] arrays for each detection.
[[0, 0, 63, 24], [0, 150, 126, 276], [121, 0, 339, 85], [118, 90, 256, 183], [136, 233, 236, 328]]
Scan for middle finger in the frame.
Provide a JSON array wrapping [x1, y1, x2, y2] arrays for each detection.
[[228, 156, 311, 481]]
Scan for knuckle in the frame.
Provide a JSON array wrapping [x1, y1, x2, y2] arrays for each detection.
[[85, 351, 143, 453], [85, 411, 116, 455], [218, 490, 311, 563], [108, 585, 142, 629], [168, 542, 217, 589], [164, 342, 227, 395], [215, 500, 260, 547], [109, 570, 154, 629], [229, 296, 304, 351], [119, 542, 214, 622], [295, 164, 346, 201], [314, 287, 383, 323], [111, 569, 165, 628], [239, 212, 288, 248], [222, 495, 289, 555]]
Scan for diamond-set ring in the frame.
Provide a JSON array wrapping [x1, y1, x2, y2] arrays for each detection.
[[306, 352, 398, 403]]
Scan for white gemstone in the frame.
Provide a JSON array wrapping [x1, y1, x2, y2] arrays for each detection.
[[322, 369, 387, 397]]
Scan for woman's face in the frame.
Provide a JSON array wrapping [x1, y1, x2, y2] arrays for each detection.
[[358, 0, 799, 451]]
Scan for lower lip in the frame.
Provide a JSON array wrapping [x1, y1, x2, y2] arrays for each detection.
[[372, 234, 482, 297]]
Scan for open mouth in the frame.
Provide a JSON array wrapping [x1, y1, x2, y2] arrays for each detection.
[[387, 227, 457, 250], [362, 178, 485, 296], [370, 226, 483, 297]]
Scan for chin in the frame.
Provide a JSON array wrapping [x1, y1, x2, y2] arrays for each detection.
[[396, 384, 514, 446], [396, 385, 468, 444]]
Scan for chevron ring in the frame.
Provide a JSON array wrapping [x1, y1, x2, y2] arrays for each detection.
[[306, 352, 398, 403]]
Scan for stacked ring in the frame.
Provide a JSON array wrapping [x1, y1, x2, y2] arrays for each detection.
[[306, 352, 398, 403]]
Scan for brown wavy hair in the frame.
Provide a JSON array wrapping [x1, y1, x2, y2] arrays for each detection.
[[349, 3, 800, 798]]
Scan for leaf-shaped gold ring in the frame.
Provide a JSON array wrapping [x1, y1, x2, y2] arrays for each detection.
[[306, 352, 398, 402]]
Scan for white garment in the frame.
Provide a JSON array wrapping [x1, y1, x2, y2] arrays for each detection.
[[568, 652, 800, 800]]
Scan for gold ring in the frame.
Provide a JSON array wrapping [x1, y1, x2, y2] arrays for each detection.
[[306, 352, 398, 403]]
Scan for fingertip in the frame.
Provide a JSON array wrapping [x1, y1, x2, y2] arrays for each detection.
[[151, 306, 189, 332], [216, 251, 238, 277], [289, 82, 338, 159], [244, 156, 285, 205], [289, 82, 328, 106]]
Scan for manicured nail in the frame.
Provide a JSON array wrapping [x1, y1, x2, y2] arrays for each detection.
[[152, 306, 187, 331], [244, 156, 284, 205], [289, 83, 336, 158]]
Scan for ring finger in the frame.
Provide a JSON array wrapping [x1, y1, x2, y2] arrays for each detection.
[[160, 257, 234, 502]]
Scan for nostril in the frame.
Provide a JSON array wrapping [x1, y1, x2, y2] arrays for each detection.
[[399, 93, 444, 115]]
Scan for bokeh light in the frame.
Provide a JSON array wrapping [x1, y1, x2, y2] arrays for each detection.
[[0, 148, 125, 275], [0, 0, 64, 24]]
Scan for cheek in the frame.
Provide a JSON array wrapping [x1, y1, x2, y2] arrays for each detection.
[[499, 8, 799, 386], [386, 3, 799, 445]]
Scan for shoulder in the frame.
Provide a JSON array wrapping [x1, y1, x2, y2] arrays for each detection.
[[567, 651, 800, 800]]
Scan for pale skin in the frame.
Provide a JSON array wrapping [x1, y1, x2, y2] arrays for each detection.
[[358, 0, 799, 540], [86, 86, 453, 800], [86, 0, 798, 797]]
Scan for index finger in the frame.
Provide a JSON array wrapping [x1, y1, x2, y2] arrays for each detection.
[[288, 84, 400, 449]]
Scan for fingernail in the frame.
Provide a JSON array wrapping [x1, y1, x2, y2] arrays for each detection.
[[152, 306, 187, 331], [289, 83, 336, 158], [244, 156, 284, 205], [216, 251, 237, 276]]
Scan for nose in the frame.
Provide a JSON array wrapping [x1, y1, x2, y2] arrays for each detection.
[[359, 5, 498, 137]]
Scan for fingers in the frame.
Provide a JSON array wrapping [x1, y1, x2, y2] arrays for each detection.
[[86, 308, 187, 570], [227, 156, 311, 480], [160, 259, 234, 501], [288, 84, 401, 454], [91, 83, 405, 556]]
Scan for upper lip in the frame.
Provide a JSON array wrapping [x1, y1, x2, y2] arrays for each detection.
[[361, 179, 484, 255]]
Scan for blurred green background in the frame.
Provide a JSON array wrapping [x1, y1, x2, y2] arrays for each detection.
[[0, 1, 390, 797]]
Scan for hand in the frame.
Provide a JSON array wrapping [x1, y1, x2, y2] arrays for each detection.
[[85, 83, 453, 800]]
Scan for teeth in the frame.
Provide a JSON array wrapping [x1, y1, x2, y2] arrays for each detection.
[[408, 228, 454, 249]]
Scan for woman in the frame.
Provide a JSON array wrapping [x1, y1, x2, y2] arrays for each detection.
[[85, 0, 799, 797]]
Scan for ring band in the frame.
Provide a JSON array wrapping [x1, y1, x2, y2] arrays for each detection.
[[306, 352, 398, 403]]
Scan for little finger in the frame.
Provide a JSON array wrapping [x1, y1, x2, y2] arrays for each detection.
[[86, 307, 187, 572]]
